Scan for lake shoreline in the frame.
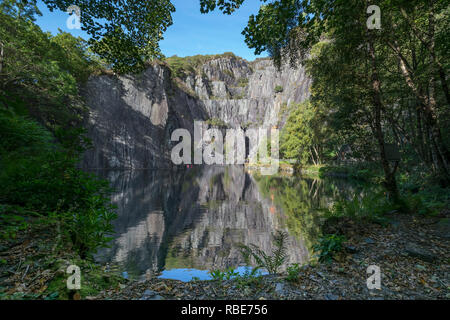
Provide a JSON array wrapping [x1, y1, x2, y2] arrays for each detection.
[[1, 177, 448, 300], [91, 211, 449, 300]]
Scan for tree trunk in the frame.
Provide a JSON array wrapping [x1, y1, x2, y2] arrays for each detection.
[[388, 40, 449, 180], [427, 4, 450, 182], [400, 6, 450, 106], [0, 42, 3, 81], [416, 105, 426, 163], [368, 32, 399, 199]]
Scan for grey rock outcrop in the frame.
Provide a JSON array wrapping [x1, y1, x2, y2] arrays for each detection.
[[82, 55, 311, 169]]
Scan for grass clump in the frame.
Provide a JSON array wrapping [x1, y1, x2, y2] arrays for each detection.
[[206, 117, 229, 128], [237, 77, 249, 87], [165, 52, 238, 79], [325, 192, 399, 225]]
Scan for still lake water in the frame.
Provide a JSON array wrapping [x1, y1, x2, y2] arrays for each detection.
[[94, 166, 372, 281]]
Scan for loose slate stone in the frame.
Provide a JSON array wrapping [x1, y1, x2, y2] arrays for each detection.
[[344, 245, 358, 253], [324, 293, 339, 300], [405, 244, 437, 263], [275, 283, 285, 295], [143, 289, 156, 297]]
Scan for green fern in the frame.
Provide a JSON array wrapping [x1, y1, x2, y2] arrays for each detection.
[[239, 230, 288, 274]]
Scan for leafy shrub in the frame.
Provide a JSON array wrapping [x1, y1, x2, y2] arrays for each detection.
[[209, 267, 263, 289], [0, 205, 33, 240], [285, 263, 301, 282], [312, 234, 346, 263], [48, 197, 117, 258], [209, 269, 226, 281], [0, 13, 100, 130], [399, 181, 448, 216], [237, 77, 249, 87], [0, 12, 116, 260], [0, 113, 52, 154], [274, 85, 284, 93], [235, 268, 264, 289], [0, 113, 117, 258]]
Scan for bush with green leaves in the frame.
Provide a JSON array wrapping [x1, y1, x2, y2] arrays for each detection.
[[47, 197, 117, 258], [285, 263, 301, 282], [209, 269, 226, 281], [237, 77, 249, 87], [280, 100, 333, 166], [0, 112, 117, 258], [234, 268, 264, 289], [274, 85, 284, 93], [0, 205, 33, 240], [312, 234, 346, 263], [209, 267, 263, 289], [399, 176, 449, 216], [0, 7, 119, 260], [0, 11, 102, 130]]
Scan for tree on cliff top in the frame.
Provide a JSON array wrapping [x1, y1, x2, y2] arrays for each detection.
[[1, 0, 175, 73], [200, 0, 449, 192]]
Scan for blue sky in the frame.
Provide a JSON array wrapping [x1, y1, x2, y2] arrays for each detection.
[[35, 0, 268, 61]]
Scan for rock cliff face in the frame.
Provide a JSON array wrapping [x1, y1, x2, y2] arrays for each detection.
[[82, 55, 311, 169]]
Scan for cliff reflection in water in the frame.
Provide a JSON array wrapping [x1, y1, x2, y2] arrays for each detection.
[[94, 166, 367, 280]]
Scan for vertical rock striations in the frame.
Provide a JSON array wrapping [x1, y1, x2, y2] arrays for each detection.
[[82, 55, 311, 169]]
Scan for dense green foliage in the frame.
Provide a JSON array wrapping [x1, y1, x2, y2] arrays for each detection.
[[208, 267, 264, 290], [285, 263, 301, 282], [0, 109, 117, 258], [0, 0, 448, 281], [204, 0, 450, 201], [0, 6, 117, 258], [312, 234, 346, 263], [209, 268, 240, 281], [0, 10, 102, 130], [280, 100, 332, 166], [1, 0, 175, 73]]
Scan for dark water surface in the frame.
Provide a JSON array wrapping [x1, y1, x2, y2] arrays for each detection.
[[93, 166, 372, 281]]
